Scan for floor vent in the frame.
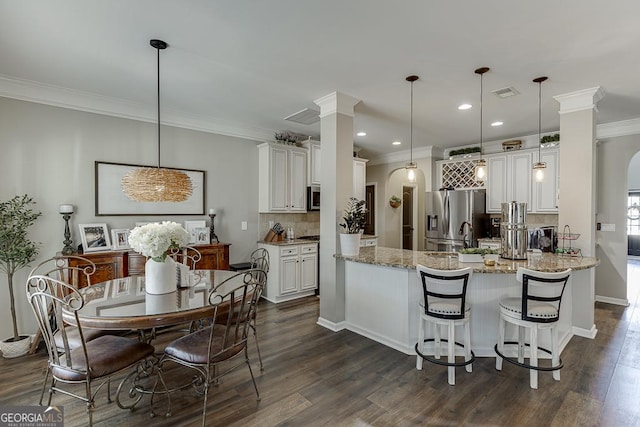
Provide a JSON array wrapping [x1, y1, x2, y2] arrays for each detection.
[[284, 108, 320, 125]]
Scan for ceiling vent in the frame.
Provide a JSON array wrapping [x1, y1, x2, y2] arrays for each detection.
[[491, 86, 520, 98], [284, 108, 320, 125]]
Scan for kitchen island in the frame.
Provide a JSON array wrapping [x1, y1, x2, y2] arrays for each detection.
[[335, 247, 599, 357]]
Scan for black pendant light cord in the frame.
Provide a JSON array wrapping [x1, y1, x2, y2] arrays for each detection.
[[156, 44, 161, 169], [406, 75, 419, 165], [150, 39, 168, 169], [533, 76, 548, 163], [474, 67, 489, 161]]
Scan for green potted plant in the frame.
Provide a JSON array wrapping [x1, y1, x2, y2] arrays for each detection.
[[0, 195, 41, 358], [389, 195, 402, 208], [339, 197, 366, 256]]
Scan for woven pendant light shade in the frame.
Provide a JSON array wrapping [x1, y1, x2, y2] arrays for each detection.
[[122, 39, 193, 203], [122, 167, 193, 202]]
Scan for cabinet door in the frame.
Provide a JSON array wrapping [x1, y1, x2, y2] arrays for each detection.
[[309, 143, 321, 186], [509, 151, 533, 211], [299, 253, 317, 291], [534, 148, 559, 212], [269, 146, 289, 211], [486, 155, 508, 213], [279, 256, 299, 294], [289, 150, 307, 211], [68, 252, 125, 288], [353, 159, 366, 201]]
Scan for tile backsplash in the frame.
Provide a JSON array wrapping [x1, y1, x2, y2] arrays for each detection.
[[259, 212, 320, 239], [489, 213, 558, 227]]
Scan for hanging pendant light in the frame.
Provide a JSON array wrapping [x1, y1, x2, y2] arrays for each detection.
[[122, 39, 193, 202], [405, 75, 418, 183], [474, 67, 490, 182], [532, 76, 548, 183]]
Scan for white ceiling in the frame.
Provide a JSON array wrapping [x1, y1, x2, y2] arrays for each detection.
[[2, 1, 640, 158]]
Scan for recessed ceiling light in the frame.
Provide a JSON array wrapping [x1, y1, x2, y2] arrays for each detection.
[[392, 141, 401, 145], [491, 121, 503, 127], [458, 104, 472, 110], [356, 131, 367, 137]]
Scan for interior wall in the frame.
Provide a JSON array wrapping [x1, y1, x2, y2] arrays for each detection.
[[0, 97, 261, 339], [629, 153, 640, 190], [596, 134, 640, 302]]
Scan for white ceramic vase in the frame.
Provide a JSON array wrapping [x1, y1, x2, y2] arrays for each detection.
[[340, 233, 361, 256], [145, 257, 177, 294]]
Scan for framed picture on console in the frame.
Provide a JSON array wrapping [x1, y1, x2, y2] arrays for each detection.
[[111, 229, 131, 250], [185, 220, 206, 244], [95, 161, 206, 216], [79, 223, 111, 253]]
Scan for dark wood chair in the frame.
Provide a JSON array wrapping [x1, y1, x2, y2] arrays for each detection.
[[157, 270, 262, 426], [26, 273, 155, 426]]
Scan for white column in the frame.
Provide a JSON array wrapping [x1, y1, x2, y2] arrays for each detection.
[[553, 87, 604, 256], [553, 86, 604, 339], [314, 92, 360, 328]]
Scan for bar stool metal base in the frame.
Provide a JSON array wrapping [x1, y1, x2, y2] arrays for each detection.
[[494, 341, 563, 372], [415, 338, 476, 367]]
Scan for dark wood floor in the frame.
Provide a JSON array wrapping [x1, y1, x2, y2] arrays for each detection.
[[3, 262, 640, 426]]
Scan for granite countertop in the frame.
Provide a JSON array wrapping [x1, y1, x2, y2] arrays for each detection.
[[259, 238, 319, 247], [335, 246, 599, 273]]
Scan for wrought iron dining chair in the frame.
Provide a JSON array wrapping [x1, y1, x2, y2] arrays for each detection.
[[28, 256, 119, 405], [26, 273, 155, 426], [247, 248, 269, 369], [169, 245, 202, 270], [157, 270, 262, 426]]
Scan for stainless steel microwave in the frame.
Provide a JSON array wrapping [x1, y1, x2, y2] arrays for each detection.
[[307, 186, 320, 211]]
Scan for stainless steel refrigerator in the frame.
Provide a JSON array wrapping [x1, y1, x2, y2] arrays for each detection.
[[425, 189, 488, 252]]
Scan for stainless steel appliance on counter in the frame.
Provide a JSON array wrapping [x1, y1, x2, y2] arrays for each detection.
[[500, 201, 528, 259], [425, 189, 488, 252]]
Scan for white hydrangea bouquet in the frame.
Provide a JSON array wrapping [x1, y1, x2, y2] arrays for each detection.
[[128, 221, 189, 262]]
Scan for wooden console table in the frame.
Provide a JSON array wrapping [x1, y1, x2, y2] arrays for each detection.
[[62, 243, 230, 288]]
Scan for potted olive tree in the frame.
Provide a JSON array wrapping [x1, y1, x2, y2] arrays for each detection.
[[0, 195, 41, 358], [339, 197, 366, 256]]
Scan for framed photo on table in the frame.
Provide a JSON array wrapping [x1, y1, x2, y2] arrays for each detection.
[[111, 229, 131, 250], [195, 227, 210, 244], [79, 223, 111, 253], [185, 220, 206, 244]]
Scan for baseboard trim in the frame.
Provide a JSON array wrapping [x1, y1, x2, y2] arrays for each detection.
[[596, 295, 630, 307], [316, 317, 346, 332], [572, 324, 598, 339]]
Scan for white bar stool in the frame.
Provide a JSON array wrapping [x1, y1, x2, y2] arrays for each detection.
[[415, 265, 474, 386], [495, 267, 572, 389]]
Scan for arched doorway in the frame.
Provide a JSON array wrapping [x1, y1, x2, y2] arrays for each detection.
[[628, 152, 640, 257]]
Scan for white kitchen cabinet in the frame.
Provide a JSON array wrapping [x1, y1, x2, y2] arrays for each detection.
[[353, 158, 368, 201], [258, 242, 317, 303], [486, 151, 533, 214], [306, 140, 321, 186], [533, 148, 559, 213], [258, 143, 307, 213]]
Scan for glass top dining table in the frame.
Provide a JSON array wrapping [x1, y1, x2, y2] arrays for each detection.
[[62, 270, 241, 330]]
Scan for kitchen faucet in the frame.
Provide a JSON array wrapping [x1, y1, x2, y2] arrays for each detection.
[[459, 221, 473, 248]]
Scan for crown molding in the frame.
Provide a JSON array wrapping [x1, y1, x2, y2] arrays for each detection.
[[553, 86, 605, 114], [596, 117, 640, 140], [314, 91, 361, 118], [0, 74, 274, 143]]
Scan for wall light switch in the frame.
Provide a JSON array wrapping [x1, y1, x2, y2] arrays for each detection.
[[241, 221, 248, 230], [600, 223, 615, 232]]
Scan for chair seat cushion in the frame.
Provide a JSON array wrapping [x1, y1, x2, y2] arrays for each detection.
[[500, 297, 559, 320], [53, 326, 113, 351], [420, 300, 470, 316], [164, 326, 245, 365], [52, 335, 154, 382]]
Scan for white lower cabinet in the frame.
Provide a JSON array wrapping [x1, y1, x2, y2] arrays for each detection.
[[259, 242, 317, 303]]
